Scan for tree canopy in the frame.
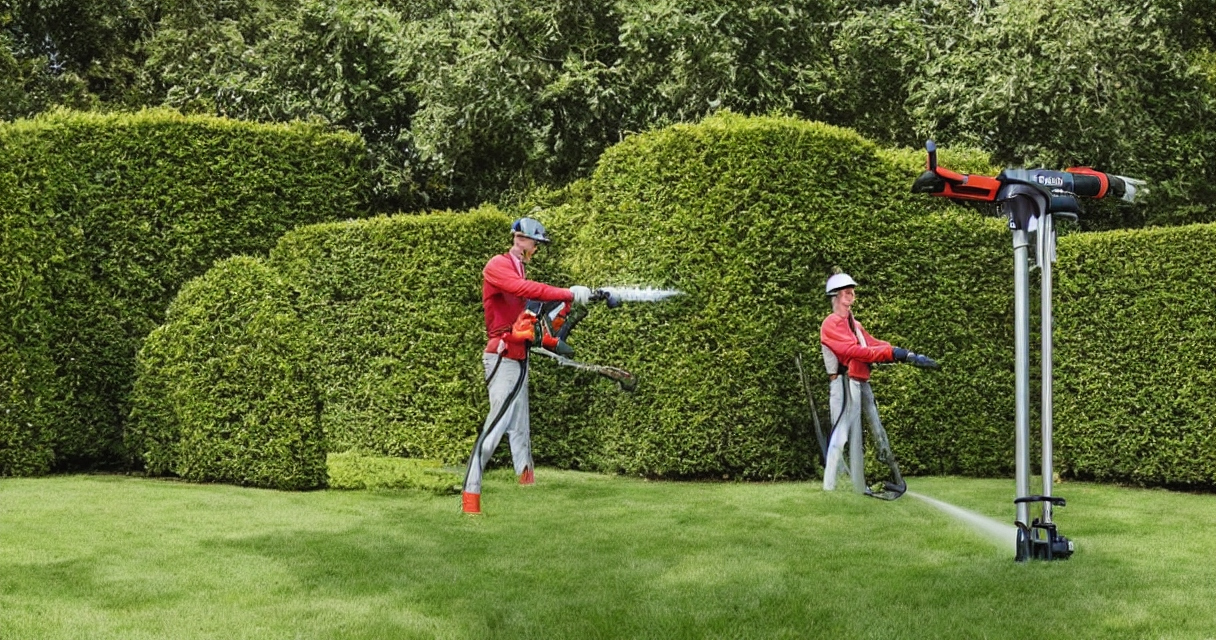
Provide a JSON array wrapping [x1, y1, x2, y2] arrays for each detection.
[[3, 0, 1215, 225]]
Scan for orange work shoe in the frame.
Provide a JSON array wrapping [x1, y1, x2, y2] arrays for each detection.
[[461, 491, 482, 514], [519, 467, 535, 485]]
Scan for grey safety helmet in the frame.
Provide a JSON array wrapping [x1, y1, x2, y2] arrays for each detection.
[[511, 217, 551, 243], [825, 272, 858, 296]]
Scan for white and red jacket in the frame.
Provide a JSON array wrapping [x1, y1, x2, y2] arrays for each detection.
[[819, 312, 894, 382], [483, 253, 573, 360]]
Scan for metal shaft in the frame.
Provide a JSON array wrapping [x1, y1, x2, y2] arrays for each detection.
[[851, 381, 865, 493], [1013, 229, 1032, 528], [1040, 215, 1055, 524]]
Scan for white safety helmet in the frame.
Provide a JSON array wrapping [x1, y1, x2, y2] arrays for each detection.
[[511, 217, 551, 243], [825, 272, 858, 296]]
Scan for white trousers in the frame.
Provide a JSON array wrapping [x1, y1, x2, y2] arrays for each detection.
[[463, 353, 533, 495], [823, 377, 886, 492]]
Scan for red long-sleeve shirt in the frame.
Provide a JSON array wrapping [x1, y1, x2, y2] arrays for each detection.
[[483, 253, 572, 359], [819, 312, 893, 382]]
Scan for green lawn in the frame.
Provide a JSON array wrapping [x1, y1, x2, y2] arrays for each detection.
[[3, 470, 1216, 639]]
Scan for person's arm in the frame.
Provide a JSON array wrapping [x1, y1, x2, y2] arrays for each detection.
[[821, 316, 893, 363], [861, 323, 940, 369], [859, 324, 891, 351], [483, 255, 573, 303]]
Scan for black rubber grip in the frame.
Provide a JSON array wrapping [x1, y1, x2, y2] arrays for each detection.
[[1071, 174, 1104, 197]]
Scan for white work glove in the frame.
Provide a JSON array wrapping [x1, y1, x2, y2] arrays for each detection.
[[570, 285, 592, 306]]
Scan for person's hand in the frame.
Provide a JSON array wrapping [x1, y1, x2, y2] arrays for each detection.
[[892, 347, 939, 369], [908, 353, 939, 369], [570, 285, 592, 306]]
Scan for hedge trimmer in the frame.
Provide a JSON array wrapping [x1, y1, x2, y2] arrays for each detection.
[[528, 287, 682, 392], [911, 140, 1146, 560]]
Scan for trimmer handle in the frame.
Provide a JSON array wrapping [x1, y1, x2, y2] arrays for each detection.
[[591, 288, 622, 309], [911, 139, 1002, 201]]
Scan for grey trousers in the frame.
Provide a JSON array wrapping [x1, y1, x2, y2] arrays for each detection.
[[463, 353, 534, 495], [823, 377, 886, 492]]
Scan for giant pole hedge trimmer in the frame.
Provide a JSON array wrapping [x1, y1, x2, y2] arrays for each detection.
[[912, 140, 1145, 561]]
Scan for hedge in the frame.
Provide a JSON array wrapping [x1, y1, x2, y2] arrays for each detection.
[[527, 113, 1015, 479], [326, 451, 461, 494], [0, 108, 370, 474], [268, 210, 511, 464], [135, 115, 1014, 482], [129, 208, 575, 482], [128, 257, 326, 490], [133, 112, 1216, 489], [1054, 226, 1216, 488]]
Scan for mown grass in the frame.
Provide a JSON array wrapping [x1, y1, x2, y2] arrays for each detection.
[[2, 471, 1216, 639]]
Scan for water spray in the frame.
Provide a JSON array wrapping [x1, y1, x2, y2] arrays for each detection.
[[908, 492, 1017, 555]]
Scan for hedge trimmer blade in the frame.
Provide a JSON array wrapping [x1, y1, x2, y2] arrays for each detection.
[[531, 347, 637, 392], [597, 287, 683, 303]]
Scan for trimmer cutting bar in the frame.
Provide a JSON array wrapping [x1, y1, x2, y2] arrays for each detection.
[[596, 287, 684, 303]]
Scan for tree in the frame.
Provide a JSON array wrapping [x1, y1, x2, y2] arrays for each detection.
[[826, 0, 1216, 228]]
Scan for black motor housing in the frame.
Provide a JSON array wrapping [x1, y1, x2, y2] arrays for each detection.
[[1014, 495, 1075, 561]]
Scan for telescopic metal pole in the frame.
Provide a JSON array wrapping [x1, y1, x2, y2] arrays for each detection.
[[1039, 213, 1055, 524], [1012, 227, 1032, 530]]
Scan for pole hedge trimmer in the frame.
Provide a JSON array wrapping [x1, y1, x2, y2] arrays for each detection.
[[526, 287, 682, 392], [912, 140, 1145, 561]]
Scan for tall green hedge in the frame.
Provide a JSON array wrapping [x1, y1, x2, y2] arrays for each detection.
[[1054, 226, 1216, 488], [128, 257, 325, 490], [0, 108, 370, 474], [269, 210, 510, 464], [135, 115, 1015, 482], [128, 209, 521, 484], [132, 113, 1216, 489], [527, 114, 1015, 479]]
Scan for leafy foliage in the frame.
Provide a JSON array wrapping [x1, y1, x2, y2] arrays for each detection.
[[6, 0, 1216, 226], [527, 113, 1014, 479], [0, 109, 370, 474], [1055, 226, 1216, 487], [1, 0, 152, 113], [835, 0, 1216, 228], [128, 257, 326, 490], [141, 0, 422, 208], [132, 113, 1216, 489], [124, 0, 1216, 226], [136, 114, 1014, 481], [326, 450, 460, 493], [136, 0, 845, 210], [268, 210, 510, 464]]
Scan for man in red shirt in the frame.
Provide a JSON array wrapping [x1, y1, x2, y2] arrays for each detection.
[[820, 272, 936, 492], [462, 217, 591, 514]]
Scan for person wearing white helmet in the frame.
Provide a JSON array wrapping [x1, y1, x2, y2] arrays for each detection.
[[820, 272, 937, 493], [461, 217, 593, 514]]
